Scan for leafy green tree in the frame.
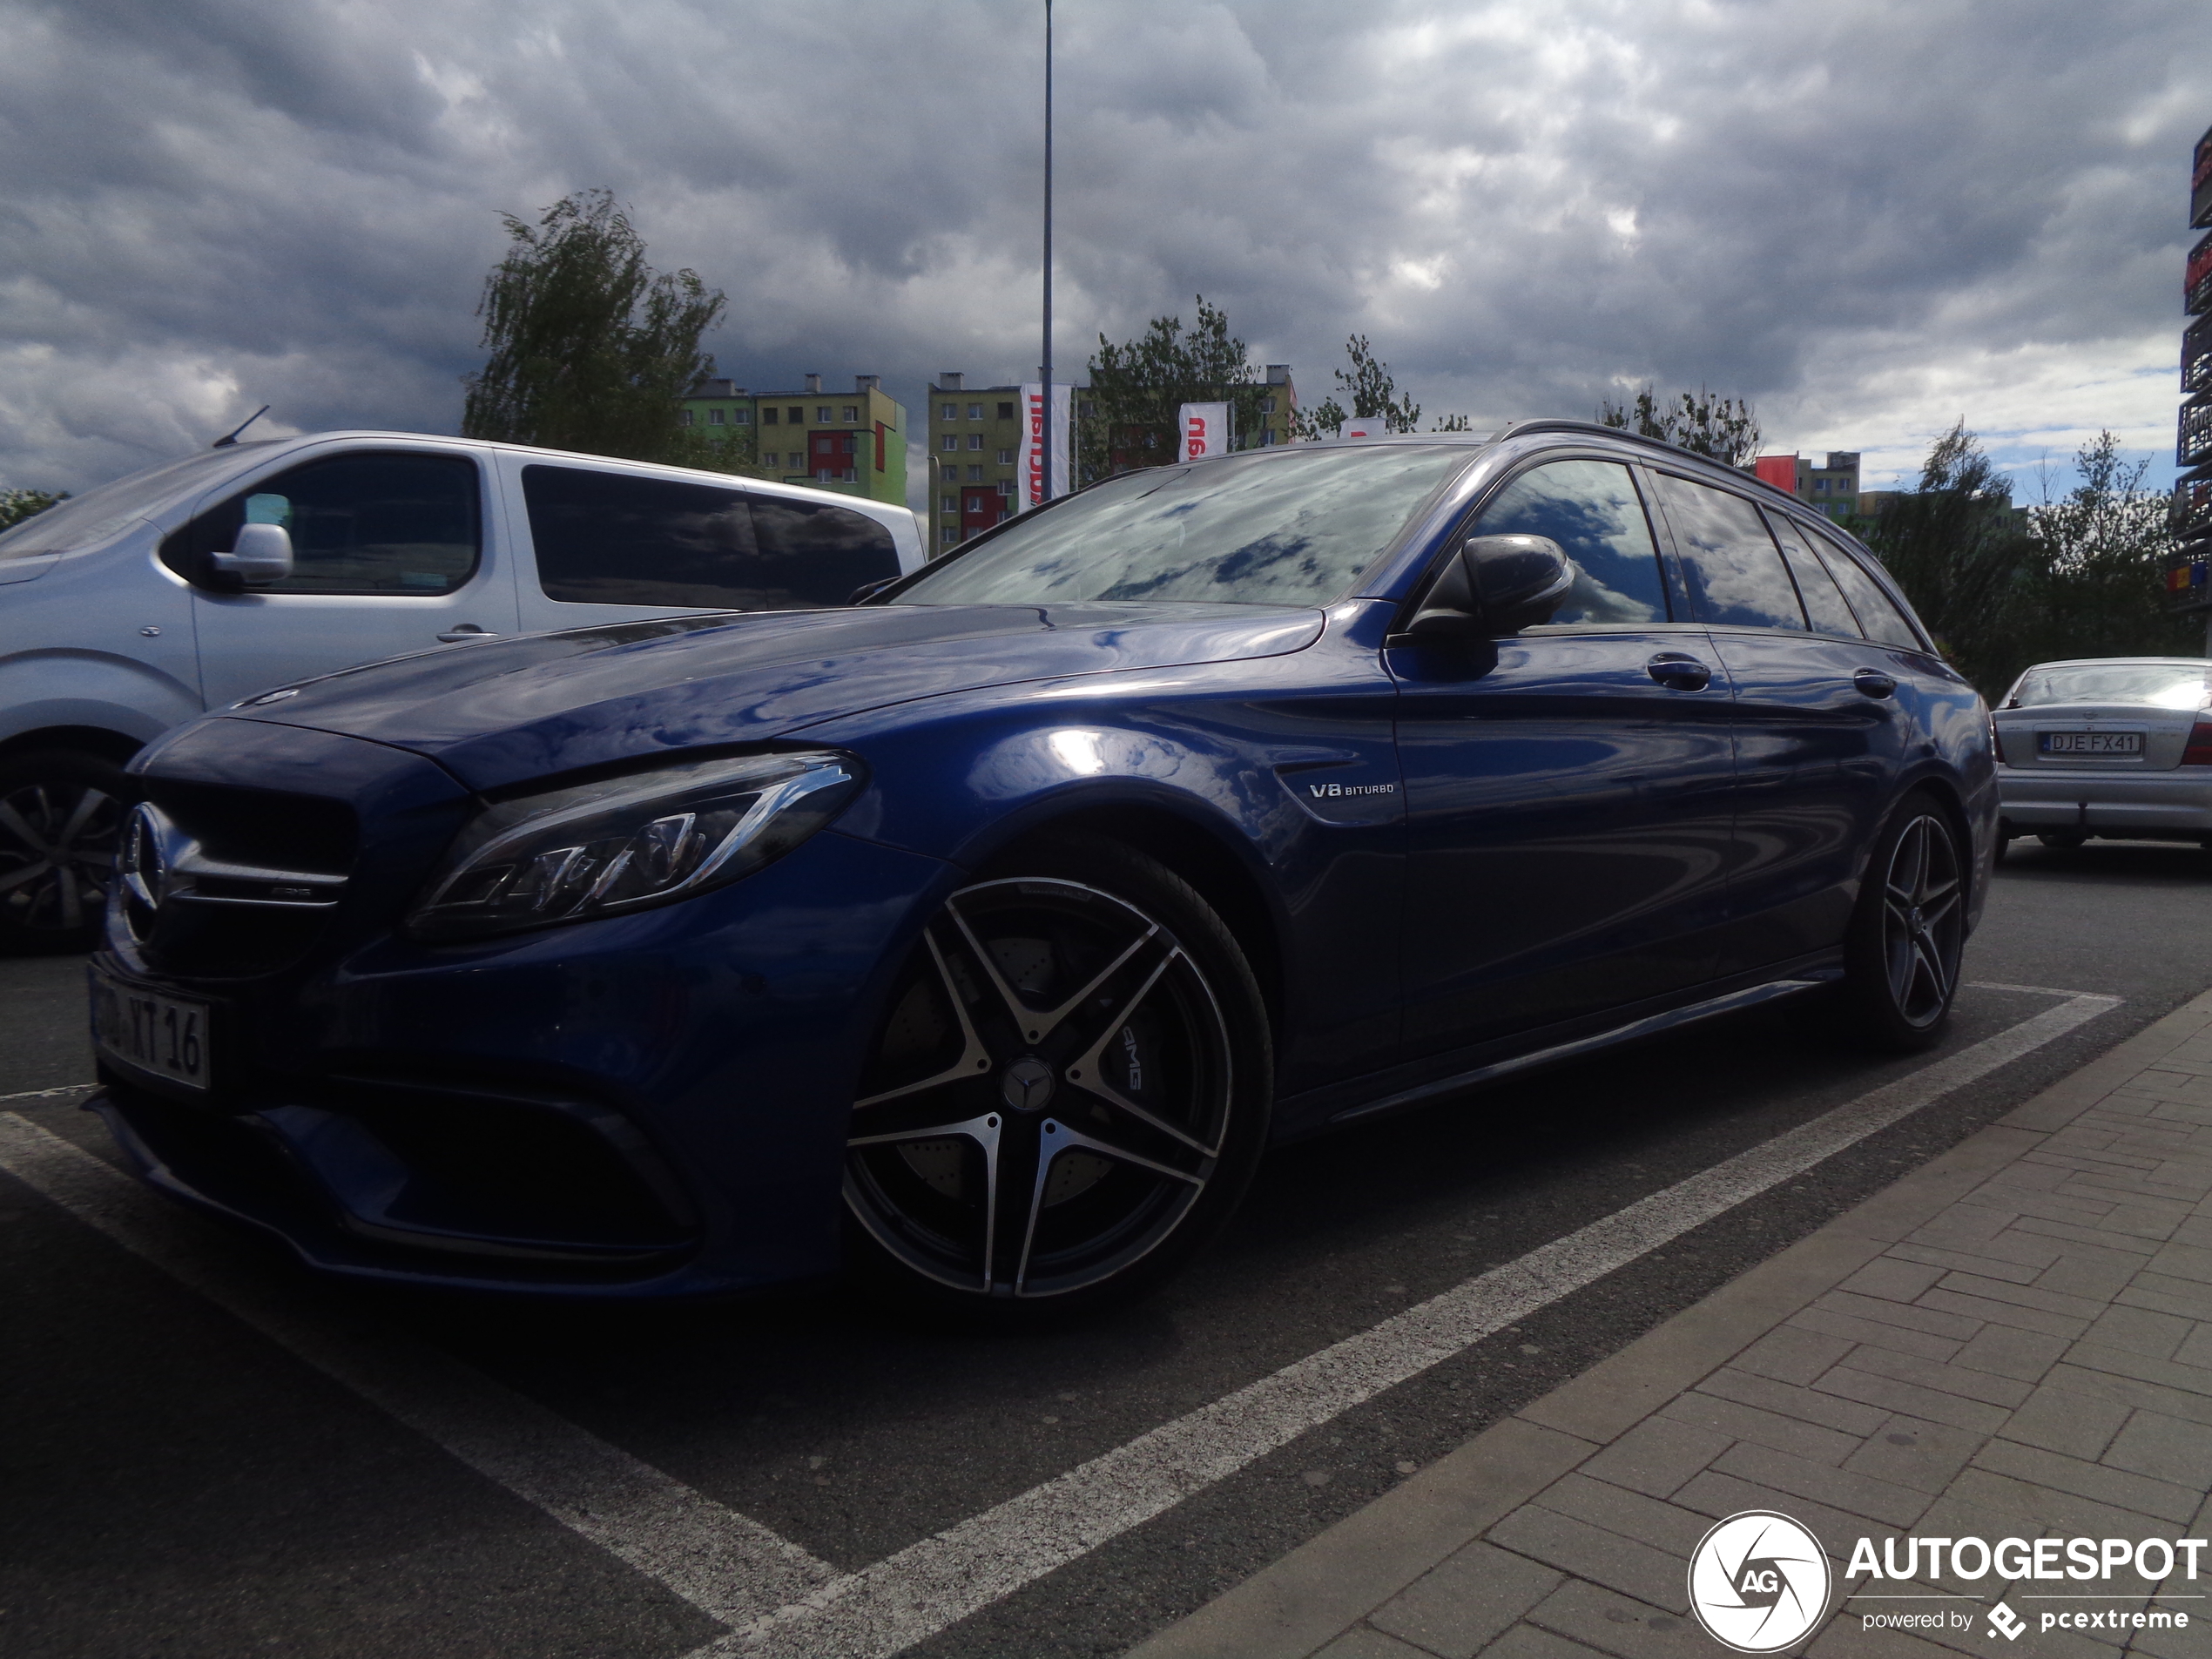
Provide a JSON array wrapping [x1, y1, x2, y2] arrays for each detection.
[[1082, 296, 1271, 479], [0, 488, 66, 532], [1596, 385, 1762, 468], [461, 189, 732, 469], [1294, 334, 1426, 440]]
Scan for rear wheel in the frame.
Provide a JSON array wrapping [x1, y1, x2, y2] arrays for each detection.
[[843, 837, 1271, 1322], [1843, 792, 1966, 1053], [0, 750, 132, 954]]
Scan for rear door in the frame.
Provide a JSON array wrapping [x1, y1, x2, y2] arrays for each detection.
[[507, 462, 904, 632], [1646, 471, 1908, 969], [1388, 454, 1739, 1058], [167, 445, 520, 708]]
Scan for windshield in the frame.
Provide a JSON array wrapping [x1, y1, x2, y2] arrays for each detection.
[[0, 443, 278, 561], [2009, 663, 2212, 710], [892, 445, 1474, 607]]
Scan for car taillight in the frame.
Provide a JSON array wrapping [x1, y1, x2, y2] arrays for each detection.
[[2183, 722, 2212, 765], [1991, 722, 2008, 765]]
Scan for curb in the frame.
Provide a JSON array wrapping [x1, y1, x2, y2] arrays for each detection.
[[1127, 987, 2212, 1659]]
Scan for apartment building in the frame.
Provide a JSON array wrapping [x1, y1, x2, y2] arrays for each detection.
[[678, 374, 908, 507], [925, 373, 1090, 551], [1751, 450, 1863, 519]]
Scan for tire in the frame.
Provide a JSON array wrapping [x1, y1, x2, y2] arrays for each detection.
[[1991, 833, 2010, 868], [2037, 833, 2084, 850], [842, 834, 1272, 1323], [1842, 792, 1967, 1054], [0, 750, 133, 955]]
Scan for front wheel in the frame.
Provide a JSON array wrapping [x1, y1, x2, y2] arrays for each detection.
[[0, 750, 133, 955], [842, 836, 1271, 1322], [1842, 792, 1966, 1053]]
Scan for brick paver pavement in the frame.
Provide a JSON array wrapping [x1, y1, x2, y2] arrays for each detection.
[[1133, 992, 2212, 1659]]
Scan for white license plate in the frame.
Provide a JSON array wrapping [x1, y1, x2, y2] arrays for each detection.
[[2039, 731, 2142, 756], [91, 970, 212, 1091]]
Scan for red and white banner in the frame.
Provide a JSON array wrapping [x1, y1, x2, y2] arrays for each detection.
[[1018, 382, 1072, 507], [1178, 402, 1230, 462]]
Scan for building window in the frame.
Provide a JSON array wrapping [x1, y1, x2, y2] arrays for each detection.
[[997, 401, 1015, 419], [761, 407, 778, 425], [1079, 401, 1095, 418], [996, 448, 1014, 464], [942, 403, 958, 421], [1260, 428, 1277, 446], [841, 405, 858, 422], [1258, 397, 1276, 414], [787, 408, 803, 424], [761, 453, 777, 468], [708, 408, 725, 425], [844, 467, 857, 482], [941, 435, 961, 451], [1814, 478, 1828, 492], [967, 464, 984, 482], [968, 434, 983, 450], [942, 496, 958, 513], [968, 403, 983, 420], [942, 526, 959, 543], [732, 408, 751, 425], [679, 409, 695, 426], [997, 480, 1015, 496]]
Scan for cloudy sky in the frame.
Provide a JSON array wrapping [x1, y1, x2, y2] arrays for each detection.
[[3, 0, 2208, 507]]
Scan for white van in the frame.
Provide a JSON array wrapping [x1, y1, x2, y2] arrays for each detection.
[[0, 430, 927, 952]]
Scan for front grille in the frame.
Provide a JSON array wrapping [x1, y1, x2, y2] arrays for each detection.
[[125, 780, 358, 979]]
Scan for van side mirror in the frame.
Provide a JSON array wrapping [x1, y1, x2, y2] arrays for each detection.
[[1401, 533, 1574, 641], [209, 522, 293, 586]]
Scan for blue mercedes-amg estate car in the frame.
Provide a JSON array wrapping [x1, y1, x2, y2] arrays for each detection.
[[87, 423, 1995, 1318]]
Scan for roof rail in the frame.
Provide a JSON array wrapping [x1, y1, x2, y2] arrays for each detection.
[[1487, 417, 1799, 502]]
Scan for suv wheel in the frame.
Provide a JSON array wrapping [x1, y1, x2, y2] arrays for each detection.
[[843, 836, 1271, 1322], [1843, 792, 1966, 1053], [0, 750, 132, 955]]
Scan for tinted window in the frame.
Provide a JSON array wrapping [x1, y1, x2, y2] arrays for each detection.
[[1474, 459, 1667, 624], [894, 446, 1469, 607], [1765, 512, 1861, 637], [1652, 474, 1804, 630], [524, 467, 897, 610], [1808, 529, 1925, 651], [160, 452, 481, 595]]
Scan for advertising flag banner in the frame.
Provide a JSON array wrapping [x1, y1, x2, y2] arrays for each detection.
[[1179, 402, 1230, 462], [1018, 382, 1073, 507]]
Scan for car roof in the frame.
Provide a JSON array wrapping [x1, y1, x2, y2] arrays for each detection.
[[2020, 658, 2212, 670]]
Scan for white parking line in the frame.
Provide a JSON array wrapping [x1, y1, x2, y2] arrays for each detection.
[[0, 987, 2123, 1659], [0, 1082, 97, 1103], [706, 987, 2122, 1658], [0, 1116, 839, 1628]]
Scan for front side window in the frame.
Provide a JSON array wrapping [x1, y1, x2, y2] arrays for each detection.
[[1474, 458, 1667, 625], [893, 445, 1470, 608], [1652, 473, 1804, 631], [161, 451, 482, 595], [523, 465, 895, 610]]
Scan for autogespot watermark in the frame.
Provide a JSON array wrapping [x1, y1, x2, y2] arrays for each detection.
[[1687, 1511, 2207, 1650]]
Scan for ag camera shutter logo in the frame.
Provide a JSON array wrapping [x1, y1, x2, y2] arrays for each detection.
[[1688, 1510, 1832, 1652]]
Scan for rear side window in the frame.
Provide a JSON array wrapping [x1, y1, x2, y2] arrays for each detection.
[[523, 467, 897, 610], [1765, 512, 1862, 638], [1650, 474, 1804, 631], [1474, 458, 1668, 624], [1808, 529, 1925, 651], [161, 452, 482, 595]]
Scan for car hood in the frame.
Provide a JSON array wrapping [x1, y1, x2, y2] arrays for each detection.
[[230, 602, 1324, 791]]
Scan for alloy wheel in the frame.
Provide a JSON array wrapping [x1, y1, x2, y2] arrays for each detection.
[[0, 779, 124, 938], [844, 876, 1235, 1299], [1878, 811, 1964, 1028]]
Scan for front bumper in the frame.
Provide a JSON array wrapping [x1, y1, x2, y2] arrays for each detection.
[[93, 826, 954, 1298], [1997, 766, 2212, 840]]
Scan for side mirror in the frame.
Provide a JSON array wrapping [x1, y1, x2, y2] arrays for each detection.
[[209, 522, 293, 586], [1402, 533, 1574, 640]]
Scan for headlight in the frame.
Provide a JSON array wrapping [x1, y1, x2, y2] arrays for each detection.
[[407, 750, 862, 940]]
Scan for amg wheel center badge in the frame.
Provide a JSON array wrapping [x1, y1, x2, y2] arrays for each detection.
[[1000, 1055, 1055, 1113], [1688, 1510, 1831, 1653]]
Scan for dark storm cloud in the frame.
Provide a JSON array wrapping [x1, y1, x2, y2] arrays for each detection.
[[2, 0, 2206, 495]]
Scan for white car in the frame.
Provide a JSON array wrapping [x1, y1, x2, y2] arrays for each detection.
[[1993, 656, 2212, 854], [0, 430, 926, 951]]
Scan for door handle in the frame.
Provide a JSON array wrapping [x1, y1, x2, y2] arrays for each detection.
[[435, 624, 499, 644], [1647, 653, 1713, 691], [1852, 668, 1898, 699]]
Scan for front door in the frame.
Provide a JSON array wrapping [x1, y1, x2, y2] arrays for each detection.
[[172, 448, 519, 709], [1389, 455, 1739, 1060]]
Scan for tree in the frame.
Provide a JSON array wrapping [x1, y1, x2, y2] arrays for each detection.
[[1082, 296, 1272, 479], [1596, 384, 1762, 469], [1294, 334, 1422, 440], [0, 489, 66, 532], [461, 190, 730, 469]]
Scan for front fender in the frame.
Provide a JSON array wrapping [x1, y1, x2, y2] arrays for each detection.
[[0, 648, 201, 748]]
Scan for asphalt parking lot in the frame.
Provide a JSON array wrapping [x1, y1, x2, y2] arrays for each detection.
[[5, 839, 2212, 1659]]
